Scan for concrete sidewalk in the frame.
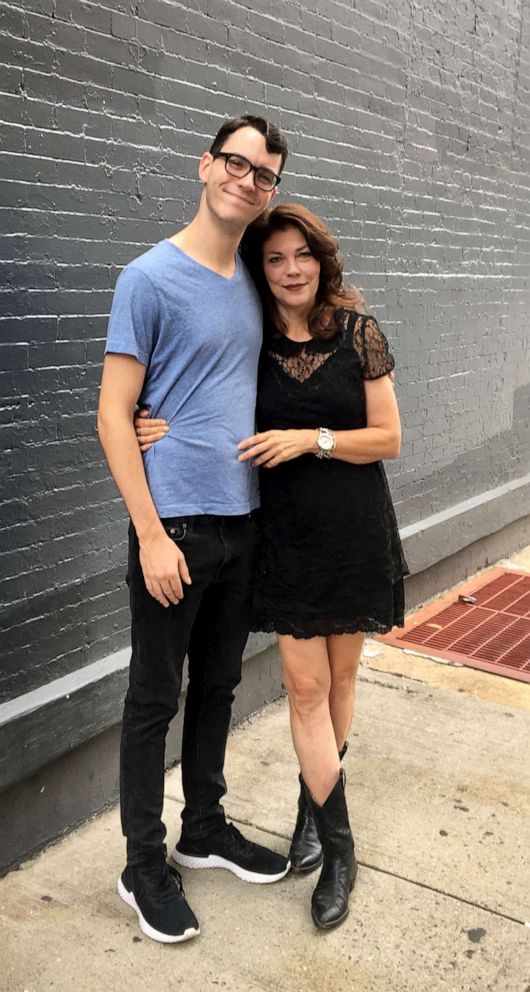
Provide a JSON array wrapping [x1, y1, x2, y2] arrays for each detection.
[[1, 551, 530, 992]]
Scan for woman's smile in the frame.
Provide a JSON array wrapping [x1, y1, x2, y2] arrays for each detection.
[[263, 226, 321, 315]]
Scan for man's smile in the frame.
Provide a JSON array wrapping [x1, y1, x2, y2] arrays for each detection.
[[223, 188, 257, 206]]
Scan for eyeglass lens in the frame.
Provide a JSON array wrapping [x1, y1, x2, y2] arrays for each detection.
[[223, 154, 278, 190]]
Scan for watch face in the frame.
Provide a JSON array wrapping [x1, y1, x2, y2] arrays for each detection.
[[319, 432, 334, 451]]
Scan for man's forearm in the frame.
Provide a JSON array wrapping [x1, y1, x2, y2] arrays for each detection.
[[98, 415, 164, 542]]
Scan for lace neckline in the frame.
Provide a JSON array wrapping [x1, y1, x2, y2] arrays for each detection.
[[265, 308, 347, 356], [267, 331, 341, 356]]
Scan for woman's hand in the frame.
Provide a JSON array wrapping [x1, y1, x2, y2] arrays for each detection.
[[133, 408, 169, 452], [238, 429, 317, 468]]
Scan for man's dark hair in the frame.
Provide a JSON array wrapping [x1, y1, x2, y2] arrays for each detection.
[[210, 114, 288, 171]]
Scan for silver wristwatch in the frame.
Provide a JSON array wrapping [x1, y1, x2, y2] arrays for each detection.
[[315, 427, 336, 459]]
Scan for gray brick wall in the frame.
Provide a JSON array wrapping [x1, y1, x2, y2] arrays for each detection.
[[1, 0, 529, 704]]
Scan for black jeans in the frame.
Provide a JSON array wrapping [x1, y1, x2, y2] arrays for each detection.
[[121, 513, 258, 866]]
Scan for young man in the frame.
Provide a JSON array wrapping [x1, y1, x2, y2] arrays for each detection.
[[98, 115, 289, 944]]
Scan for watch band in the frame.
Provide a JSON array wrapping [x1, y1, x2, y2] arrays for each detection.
[[315, 427, 336, 459]]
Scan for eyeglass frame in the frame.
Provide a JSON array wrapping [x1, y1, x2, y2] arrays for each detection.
[[211, 152, 282, 192]]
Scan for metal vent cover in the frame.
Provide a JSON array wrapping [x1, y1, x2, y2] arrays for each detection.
[[379, 569, 530, 683]]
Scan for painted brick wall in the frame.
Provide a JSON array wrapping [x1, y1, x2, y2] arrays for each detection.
[[1, 0, 529, 703]]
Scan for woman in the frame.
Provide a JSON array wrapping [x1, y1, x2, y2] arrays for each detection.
[[134, 204, 408, 931]]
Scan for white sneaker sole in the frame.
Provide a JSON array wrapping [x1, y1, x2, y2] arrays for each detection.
[[171, 849, 291, 885], [117, 876, 200, 944]]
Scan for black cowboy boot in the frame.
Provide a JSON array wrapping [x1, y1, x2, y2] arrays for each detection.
[[288, 742, 349, 875], [288, 774, 323, 874], [304, 770, 357, 930]]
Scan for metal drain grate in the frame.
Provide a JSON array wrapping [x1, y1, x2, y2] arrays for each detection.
[[379, 569, 530, 683]]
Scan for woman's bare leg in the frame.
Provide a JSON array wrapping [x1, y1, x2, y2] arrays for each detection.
[[326, 633, 365, 750], [278, 634, 339, 806]]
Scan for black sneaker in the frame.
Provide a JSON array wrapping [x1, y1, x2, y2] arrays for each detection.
[[172, 822, 290, 884], [117, 861, 200, 943]]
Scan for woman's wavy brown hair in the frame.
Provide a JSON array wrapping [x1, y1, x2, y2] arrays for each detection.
[[240, 202, 365, 340]]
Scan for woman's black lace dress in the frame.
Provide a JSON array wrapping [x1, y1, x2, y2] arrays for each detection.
[[250, 309, 408, 639]]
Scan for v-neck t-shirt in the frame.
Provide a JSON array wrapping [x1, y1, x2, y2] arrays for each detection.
[[105, 239, 262, 516]]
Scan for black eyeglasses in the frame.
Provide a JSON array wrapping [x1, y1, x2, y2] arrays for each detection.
[[212, 153, 281, 192]]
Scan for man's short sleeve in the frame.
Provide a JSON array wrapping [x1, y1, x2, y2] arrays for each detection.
[[105, 266, 159, 368]]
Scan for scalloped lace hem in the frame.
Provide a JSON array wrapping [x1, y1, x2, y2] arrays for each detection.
[[250, 615, 405, 639]]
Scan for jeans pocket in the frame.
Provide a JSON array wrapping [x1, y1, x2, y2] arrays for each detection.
[[162, 518, 189, 542]]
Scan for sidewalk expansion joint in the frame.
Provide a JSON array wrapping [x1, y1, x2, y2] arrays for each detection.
[[162, 797, 527, 926], [162, 797, 293, 844], [359, 859, 527, 927], [358, 671, 410, 692]]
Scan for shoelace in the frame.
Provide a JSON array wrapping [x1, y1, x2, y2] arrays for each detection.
[[225, 822, 253, 852], [140, 862, 186, 906], [167, 863, 185, 893]]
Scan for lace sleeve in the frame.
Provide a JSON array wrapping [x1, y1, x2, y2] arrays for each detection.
[[351, 314, 395, 380]]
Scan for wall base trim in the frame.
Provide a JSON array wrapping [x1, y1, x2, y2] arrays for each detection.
[[400, 473, 530, 574]]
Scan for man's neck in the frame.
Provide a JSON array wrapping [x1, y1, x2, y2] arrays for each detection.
[[169, 211, 244, 279]]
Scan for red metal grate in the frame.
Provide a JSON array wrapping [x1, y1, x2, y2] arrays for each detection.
[[378, 569, 530, 683]]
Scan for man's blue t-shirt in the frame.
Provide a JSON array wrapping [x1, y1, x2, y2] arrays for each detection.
[[105, 239, 262, 517]]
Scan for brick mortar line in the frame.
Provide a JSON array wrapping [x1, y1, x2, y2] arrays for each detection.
[[3, 17, 414, 78], [0, 83, 516, 140], [0, 41, 413, 100]]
